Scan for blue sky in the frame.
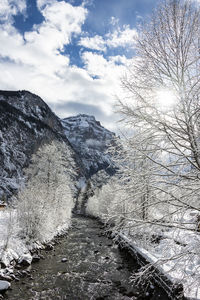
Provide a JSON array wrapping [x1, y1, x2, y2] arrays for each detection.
[[0, 0, 159, 130]]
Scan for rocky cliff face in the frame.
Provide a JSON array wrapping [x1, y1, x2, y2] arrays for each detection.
[[0, 90, 65, 134], [62, 114, 116, 178], [0, 90, 76, 200]]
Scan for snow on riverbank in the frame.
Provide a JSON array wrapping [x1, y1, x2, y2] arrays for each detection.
[[0, 209, 28, 267], [118, 229, 200, 300], [86, 189, 200, 300], [119, 217, 200, 300], [0, 208, 72, 269], [0, 141, 76, 270]]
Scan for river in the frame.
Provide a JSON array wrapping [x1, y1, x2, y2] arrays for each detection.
[[6, 215, 170, 300]]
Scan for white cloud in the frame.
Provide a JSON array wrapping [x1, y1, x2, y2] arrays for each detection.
[[36, 0, 55, 11], [79, 24, 137, 52], [0, 0, 26, 23], [37, 1, 87, 46], [82, 0, 94, 7], [0, 0, 135, 131], [79, 35, 106, 51], [81, 51, 133, 82], [0, 1, 88, 103], [106, 25, 137, 49], [0, 1, 87, 76], [110, 16, 119, 26], [108, 55, 131, 65], [81, 51, 109, 77], [81, 51, 134, 116]]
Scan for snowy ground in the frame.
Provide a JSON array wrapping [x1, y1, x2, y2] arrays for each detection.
[[119, 210, 200, 299], [0, 209, 29, 267], [86, 190, 200, 299], [0, 208, 71, 270]]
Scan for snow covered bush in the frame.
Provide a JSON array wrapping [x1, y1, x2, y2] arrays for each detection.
[[17, 141, 77, 243], [86, 177, 129, 229], [0, 208, 15, 260]]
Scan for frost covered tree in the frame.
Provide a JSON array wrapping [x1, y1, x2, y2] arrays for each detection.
[[86, 0, 200, 230], [17, 141, 77, 243], [117, 0, 200, 220], [87, 136, 157, 231], [86, 1, 200, 296]]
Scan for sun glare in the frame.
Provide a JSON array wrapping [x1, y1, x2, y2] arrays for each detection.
[[156, 89, 177, 109]]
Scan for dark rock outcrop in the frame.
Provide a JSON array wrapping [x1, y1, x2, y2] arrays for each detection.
[[0, 90, 77, 200]]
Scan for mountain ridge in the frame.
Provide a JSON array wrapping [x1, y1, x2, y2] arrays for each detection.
[[62, 114, 116, 177], [0, 90, 115, 201]]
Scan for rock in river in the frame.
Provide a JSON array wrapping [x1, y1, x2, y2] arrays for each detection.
[[61, 258, 67, 263], [32, 255, 40, 263], [18, 253, 32, 266], [0, 280, 10, 293]]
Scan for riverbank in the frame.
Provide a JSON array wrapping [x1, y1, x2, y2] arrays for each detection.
[[5, 215, 170, 300], [0, 208, 72, 276]]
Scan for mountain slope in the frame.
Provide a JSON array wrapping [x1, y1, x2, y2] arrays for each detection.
[[62, 114, 116, 177], [0, 90, 77, 200], [0, 90, 116, 202]]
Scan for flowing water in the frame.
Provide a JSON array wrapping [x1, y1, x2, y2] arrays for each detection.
[[6, 215, 170, 300]]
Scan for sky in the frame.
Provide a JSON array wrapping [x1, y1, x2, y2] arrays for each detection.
[[0, 0, 160, 131]]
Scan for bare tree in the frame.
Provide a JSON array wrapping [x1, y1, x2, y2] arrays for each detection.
[[117, 0, 200, 214], [86, 1, 200, 296]]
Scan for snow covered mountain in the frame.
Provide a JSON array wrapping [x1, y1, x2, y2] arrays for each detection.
[[62, 114, 116, 177], [0, 90, 116, 201], [0, 90, 77, 201]]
